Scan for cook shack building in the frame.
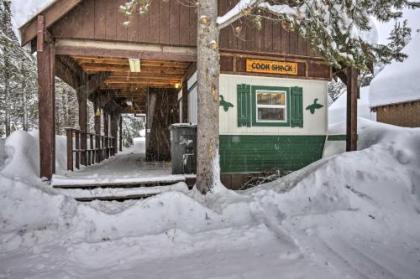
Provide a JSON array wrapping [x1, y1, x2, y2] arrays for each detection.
[[20, 0, 358, 189]]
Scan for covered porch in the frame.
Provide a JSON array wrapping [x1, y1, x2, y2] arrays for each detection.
[[52, 137, 196, 201]]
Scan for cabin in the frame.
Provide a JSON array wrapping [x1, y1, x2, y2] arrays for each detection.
[[370, 34, 420, 128], [20, 0, 359, 190]]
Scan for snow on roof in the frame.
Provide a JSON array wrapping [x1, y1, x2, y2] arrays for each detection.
[[369, 34, 420, 108], [11, 0, 56, 36], [329, 87, 376, 127]]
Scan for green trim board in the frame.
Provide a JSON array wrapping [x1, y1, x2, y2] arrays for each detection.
[[327, 134, 359, 141], [327, 135, 347, 141], [219, 135, 326, 173], [251, 85, 291, 127]]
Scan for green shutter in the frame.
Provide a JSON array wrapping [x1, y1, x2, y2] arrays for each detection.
[[291, 87, 303, 128], [237, 84, 251, 127]]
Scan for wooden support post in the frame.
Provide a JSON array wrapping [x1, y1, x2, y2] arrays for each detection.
[[104, 111, 109, 137], [66, 129, 73, 171], [103, 111, 109, 158], [94, 98, 101, 163], [78, 75, 88, 166], [89, 134, 94, 165], [75, 130, 80, 169], [37, 15, 56, 179], [119, 116, 123, 152], [110, 113, 119, 155], [101, 136, 106, 160], [182, 80, 189, 123], [346, 67, 358, 151]]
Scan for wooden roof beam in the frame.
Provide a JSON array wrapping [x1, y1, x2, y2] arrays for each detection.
[[56, 39, 197, 62], [19, 0, 82, 46]]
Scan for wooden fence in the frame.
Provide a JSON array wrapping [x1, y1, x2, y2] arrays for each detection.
[[65, 128, 116, 171]]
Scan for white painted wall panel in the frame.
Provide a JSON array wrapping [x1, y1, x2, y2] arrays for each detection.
[[219, 74, 328, 136], [188, 86, 198, 124]]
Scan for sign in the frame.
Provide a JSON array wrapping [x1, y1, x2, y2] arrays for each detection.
[[246, 59, 298, 76]]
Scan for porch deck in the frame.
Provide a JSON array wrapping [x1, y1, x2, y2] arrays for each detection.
[[51, 138, 195, 201]]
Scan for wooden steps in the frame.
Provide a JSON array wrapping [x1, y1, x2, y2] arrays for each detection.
[[52, 178, 186, 189], [75, 193, 157, 202], [52, 175, 196, 202]]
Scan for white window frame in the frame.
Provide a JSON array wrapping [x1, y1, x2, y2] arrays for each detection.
[[255, 90, 288, 123]]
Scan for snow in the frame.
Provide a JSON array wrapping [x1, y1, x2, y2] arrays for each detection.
[[11, 0, 56, 31], [356, 17, 379, 45], [51, 136, 193, 188], [370, 34, 420, 107], [329, 87, 376, 126], [1, 120, 420, 278]]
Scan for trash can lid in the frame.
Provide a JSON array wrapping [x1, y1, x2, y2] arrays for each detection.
[[169, 123, 197, 129]]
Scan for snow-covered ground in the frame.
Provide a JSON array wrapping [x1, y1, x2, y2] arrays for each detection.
[[1, 121, 420, 278], [51, 136, 185, 187]]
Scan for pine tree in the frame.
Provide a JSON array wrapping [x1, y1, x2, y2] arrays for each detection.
[[0, 0, 39, 137], [387, 20, 411, 62], [328, 80, 346, 104]]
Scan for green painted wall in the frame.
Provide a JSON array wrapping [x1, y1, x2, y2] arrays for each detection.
[[220, 135, 326, 173]]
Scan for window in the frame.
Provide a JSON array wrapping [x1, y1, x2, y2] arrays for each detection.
[[256, 90, 287, 122], [238, 84, 303, 128], [251, 86, 291, 127]]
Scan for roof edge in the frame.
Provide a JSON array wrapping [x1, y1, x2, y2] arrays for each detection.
[[19, 0, 82, 46]]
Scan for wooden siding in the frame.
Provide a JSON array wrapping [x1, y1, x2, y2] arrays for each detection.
[[51, 0, 197, 46], [50, 0, 321, 59], [375, 101, 420, 127]]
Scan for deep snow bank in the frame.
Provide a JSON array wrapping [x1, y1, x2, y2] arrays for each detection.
[[0, 131, 226, 249], [1, 121, 420, 264]]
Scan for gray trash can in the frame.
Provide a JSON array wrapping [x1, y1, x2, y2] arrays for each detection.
[[169, 124, 197, 174]]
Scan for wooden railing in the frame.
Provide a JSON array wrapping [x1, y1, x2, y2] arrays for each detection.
[[65, 128, 117, 171]]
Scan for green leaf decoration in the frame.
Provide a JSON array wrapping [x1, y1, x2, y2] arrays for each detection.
[[306, 98, 324, 114], [219, 95, 234, 112]]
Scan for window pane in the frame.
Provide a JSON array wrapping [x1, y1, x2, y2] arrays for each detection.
[[257, 92, 285, 105], [258, 108, 285, 121]]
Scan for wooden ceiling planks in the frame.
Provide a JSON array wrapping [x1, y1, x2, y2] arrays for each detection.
[[72, 55, 188, 113], [72, 55, 189, 90]]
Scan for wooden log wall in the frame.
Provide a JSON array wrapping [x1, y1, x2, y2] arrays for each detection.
[[375, 101, 420, 127], [146, 88, 179, 161]]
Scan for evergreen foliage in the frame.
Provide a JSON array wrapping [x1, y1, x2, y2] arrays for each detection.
[[0, 0, 38, 137], [0, 0, 80, 138], [387, 19, 412, 62]]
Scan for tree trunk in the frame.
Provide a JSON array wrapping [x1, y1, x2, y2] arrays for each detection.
[[3, 45, 11, 137], [146, 88, 178, 161], [196, 0, 220, 194], [22, 73, 28, 132]]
